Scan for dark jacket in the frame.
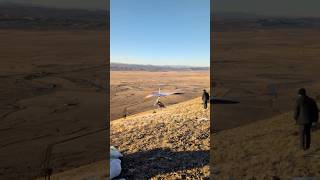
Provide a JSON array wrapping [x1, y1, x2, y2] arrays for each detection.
[[294, 95, 319, 125], [202, 92, 210, 102]]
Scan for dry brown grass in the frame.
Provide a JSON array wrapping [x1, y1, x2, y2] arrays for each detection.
[[212, 111, 320, 179]]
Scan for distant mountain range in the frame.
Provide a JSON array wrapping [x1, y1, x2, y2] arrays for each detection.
[[0, 2, 108, 30], [212, 12, 320, 31], [110, 63, 209, 71], [212, 12, 267, 20]]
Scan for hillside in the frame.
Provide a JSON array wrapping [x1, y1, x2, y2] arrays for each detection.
[[44, 97, 209, 179], [111, 97, 210, 179], [212, 111, 320, 179], [0, 30, 107, 179]]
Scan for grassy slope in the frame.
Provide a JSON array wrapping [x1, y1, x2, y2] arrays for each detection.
[[111, 97, 210, 179], [46, 97, 210, 179], [41, 99, 320, 179]]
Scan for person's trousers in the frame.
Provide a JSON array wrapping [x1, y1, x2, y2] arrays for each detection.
[[299, 124, 311, 150], [203, 101, 208, 109]]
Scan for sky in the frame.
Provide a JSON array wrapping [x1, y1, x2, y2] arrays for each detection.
[[212, 0, 320, 17], [111, 0, 210, 67]]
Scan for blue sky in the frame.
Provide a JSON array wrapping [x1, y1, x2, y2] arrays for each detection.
[[111, 0, 210, 67]]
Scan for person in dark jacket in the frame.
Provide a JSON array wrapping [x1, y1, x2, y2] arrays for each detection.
[[123, 107, 128, 119], [294, 88, 319, 150], [202, 89, 210, 109]]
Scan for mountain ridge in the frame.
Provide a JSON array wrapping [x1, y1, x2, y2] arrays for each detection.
[[110, 63, 209, 71]]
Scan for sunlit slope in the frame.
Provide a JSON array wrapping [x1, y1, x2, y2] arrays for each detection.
[[45, 97, 210, 179], [111, 97, 210, 179]]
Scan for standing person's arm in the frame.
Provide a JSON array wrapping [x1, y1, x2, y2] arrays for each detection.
[[294, 99, 300, 123], [314, 100, 319, 123]]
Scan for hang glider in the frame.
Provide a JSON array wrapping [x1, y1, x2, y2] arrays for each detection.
[[145, 91, 184, 99], [145, 87, 184, 108]]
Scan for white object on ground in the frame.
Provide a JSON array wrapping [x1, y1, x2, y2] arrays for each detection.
[[198, 117, 209, 121], [110, 146, 123, 159], [110, 159, 122, 179], [110, 146, 123, 179]]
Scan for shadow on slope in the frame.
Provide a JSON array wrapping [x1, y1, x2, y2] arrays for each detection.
[[120, 148, 209, 179]]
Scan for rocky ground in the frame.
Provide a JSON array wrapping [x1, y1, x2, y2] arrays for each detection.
[[212, 111, 320, 179], [111, 97, 210, 179]]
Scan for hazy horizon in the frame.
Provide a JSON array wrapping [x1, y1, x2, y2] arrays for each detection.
[[212, 0, 320, 18], [0, 0, 108, 10], [111, 61, 209, 68]]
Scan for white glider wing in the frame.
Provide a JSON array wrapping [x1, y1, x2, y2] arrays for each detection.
[[145, 91, 183, 98]]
